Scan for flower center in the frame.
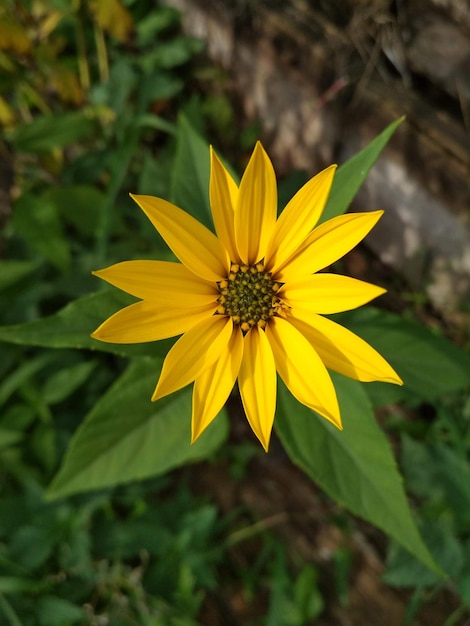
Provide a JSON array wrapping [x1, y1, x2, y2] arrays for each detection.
[[217, 263, 281, 331]]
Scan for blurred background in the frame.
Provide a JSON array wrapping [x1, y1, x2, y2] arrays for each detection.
[[0, 0, 469, 624]]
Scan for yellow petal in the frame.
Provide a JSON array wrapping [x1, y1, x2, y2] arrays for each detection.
[[210, 147, 240, 262], [238, 326, 277, 451], [277, 211, 384, 282], [91, 301, 217, 343], [93, 260, 219, 306], [265, 164, 336, 272], [265, 317, 341, 428], [130, 194, 230, 282], [280, 274, 386, 314], [288, 309, 403, 384], [234, 142, 277, 265], [192, 326, 244, 442], [153, 315, 233, 401]]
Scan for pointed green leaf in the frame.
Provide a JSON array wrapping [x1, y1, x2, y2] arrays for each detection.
[[47, 358, 228, 498], [169, 114, 212, 227], [0, 290, 171, 358], [322, 116, 404, 222], [275, 374, 441, 574]]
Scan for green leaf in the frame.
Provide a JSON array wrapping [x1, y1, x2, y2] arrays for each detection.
[[47, 358, 228, 498], [337, 307, 470, 403], [137, 112, 177, 135], [10, 111, 96, 154], [0, 593, 22, 626], [12, 193, 70, 272], [169, 114, 212, 227], [0, 577, 40, 593], [143, 36, 204, 70], [0, 353, 57, 406], [294, 565, 324, 622], [0, 260, 40, 291], [322, 116, 404, 222], [138, 148, 172, 197], [384, 520, 463, 587], [401, 436, 470, 529], [9, 524, 56, 570], [0, 429, 23, 450], [42, 360, 98, 405], [91, 57, 136, 115], [136, 7, 181, 45], [275, 374, 440, 574], [37, 596, 85, 626], [44, 185, 104, 236], [399, 435, 437, 499], [0, 290, 171, 358], [140, 72, 184, 103]]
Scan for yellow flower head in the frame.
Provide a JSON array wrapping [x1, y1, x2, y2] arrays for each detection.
[[92, 142, 402, 450]]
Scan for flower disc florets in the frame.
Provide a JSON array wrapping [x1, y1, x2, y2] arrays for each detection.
[[217, 262, 281, 331]]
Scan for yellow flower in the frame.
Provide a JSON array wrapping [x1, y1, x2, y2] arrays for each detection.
[[92, 142, 402, 450]]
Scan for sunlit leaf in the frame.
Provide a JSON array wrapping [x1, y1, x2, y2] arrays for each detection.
[[0, 290, 172, 359], [91, 0, 133, 42], [0, 94, 14, 126], [38, 9, 64, 39], [0, 11, 31, 54], [47, 358, 228, 498], [49, 64, 84, 105]]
